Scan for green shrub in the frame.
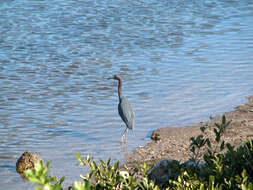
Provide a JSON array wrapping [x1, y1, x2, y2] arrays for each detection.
[[25, 115, 253, 190], [24, 161, 65, 190], [25, 154, 159, 190], [172, 115, 253, 190]]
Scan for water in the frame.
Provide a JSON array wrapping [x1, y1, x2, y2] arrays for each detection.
[[1, 0, 253, 189]]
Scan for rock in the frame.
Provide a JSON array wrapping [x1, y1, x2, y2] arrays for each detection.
[[16, 152, 43, 179], [148, 159, 207, 187], [148, 159, 180, 187], [151, 131, 161, 141], [183, 160, 206, 174]]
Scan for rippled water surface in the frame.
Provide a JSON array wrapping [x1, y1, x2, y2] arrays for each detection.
[[1, 0, 253, 189]]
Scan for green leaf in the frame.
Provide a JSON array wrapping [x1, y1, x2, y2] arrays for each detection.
[[113, 161, 119, 170], [215, 123, 221, 129], [106, 158, 111, 166], [86, 155, 91, 163], [209, 175, 215, 184], [74, 153, 82, 161], [213, 128, 218, 136], [190, 146, 195, 153], [222, 115, 226, 124], [242, 184, 247, 190], [248, 183, 253, 190], [59, 176, 65, 184], [28, 176, 42, 185], [100, 160, 105, 169], [73, 181, 85, 190], [206, 138, 211, 148], [220, 141, 225, 151], [200, 126, 206, 133], [215, 133, 221, 143]]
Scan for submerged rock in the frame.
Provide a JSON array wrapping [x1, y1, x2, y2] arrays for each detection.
[[16, 152, 43, 179]]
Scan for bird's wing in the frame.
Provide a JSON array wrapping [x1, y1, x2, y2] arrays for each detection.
[[118, 97, 135, 129]]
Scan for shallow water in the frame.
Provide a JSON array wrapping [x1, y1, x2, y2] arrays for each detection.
[[0, 0, 253, 189]]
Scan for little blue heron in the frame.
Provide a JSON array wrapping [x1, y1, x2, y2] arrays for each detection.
[[109, 74, 135, 141]]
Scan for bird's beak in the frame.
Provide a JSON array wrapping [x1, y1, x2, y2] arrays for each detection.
[[107, 77, 114, 80]]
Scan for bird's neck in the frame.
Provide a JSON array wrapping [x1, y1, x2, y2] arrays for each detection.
[[118, 79, 123, 98]]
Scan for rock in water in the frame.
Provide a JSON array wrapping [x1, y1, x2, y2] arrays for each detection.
[[16, 152, 43, 179]]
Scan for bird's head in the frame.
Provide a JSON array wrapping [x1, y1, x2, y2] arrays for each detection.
[[113, 74, 122, 81], [108, 74, 122, 81]]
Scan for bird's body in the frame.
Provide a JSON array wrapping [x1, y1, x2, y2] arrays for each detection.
[[111, 74, 134, 140], [118, 94, 134, 130]]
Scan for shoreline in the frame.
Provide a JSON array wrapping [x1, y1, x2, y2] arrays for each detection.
[[124, 95, 253, 168]]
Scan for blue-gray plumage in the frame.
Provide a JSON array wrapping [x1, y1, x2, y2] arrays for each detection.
[[111, 74, 134, 139]]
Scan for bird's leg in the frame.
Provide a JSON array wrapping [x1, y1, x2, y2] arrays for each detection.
[[120, 135, 126, 143], [121, 127, 128, 137], [120, 140, 127, 152], [130, 128, 135, 137], [121, 127, 128, 142]]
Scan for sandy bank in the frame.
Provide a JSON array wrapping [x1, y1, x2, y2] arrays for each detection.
[[125, 96, 253, 168]]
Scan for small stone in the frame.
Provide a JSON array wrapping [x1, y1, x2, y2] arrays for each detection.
[[151, 131, 161, 141]]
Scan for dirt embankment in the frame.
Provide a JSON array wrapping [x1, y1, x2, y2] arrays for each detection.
[[125, 96, 253, 167]]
